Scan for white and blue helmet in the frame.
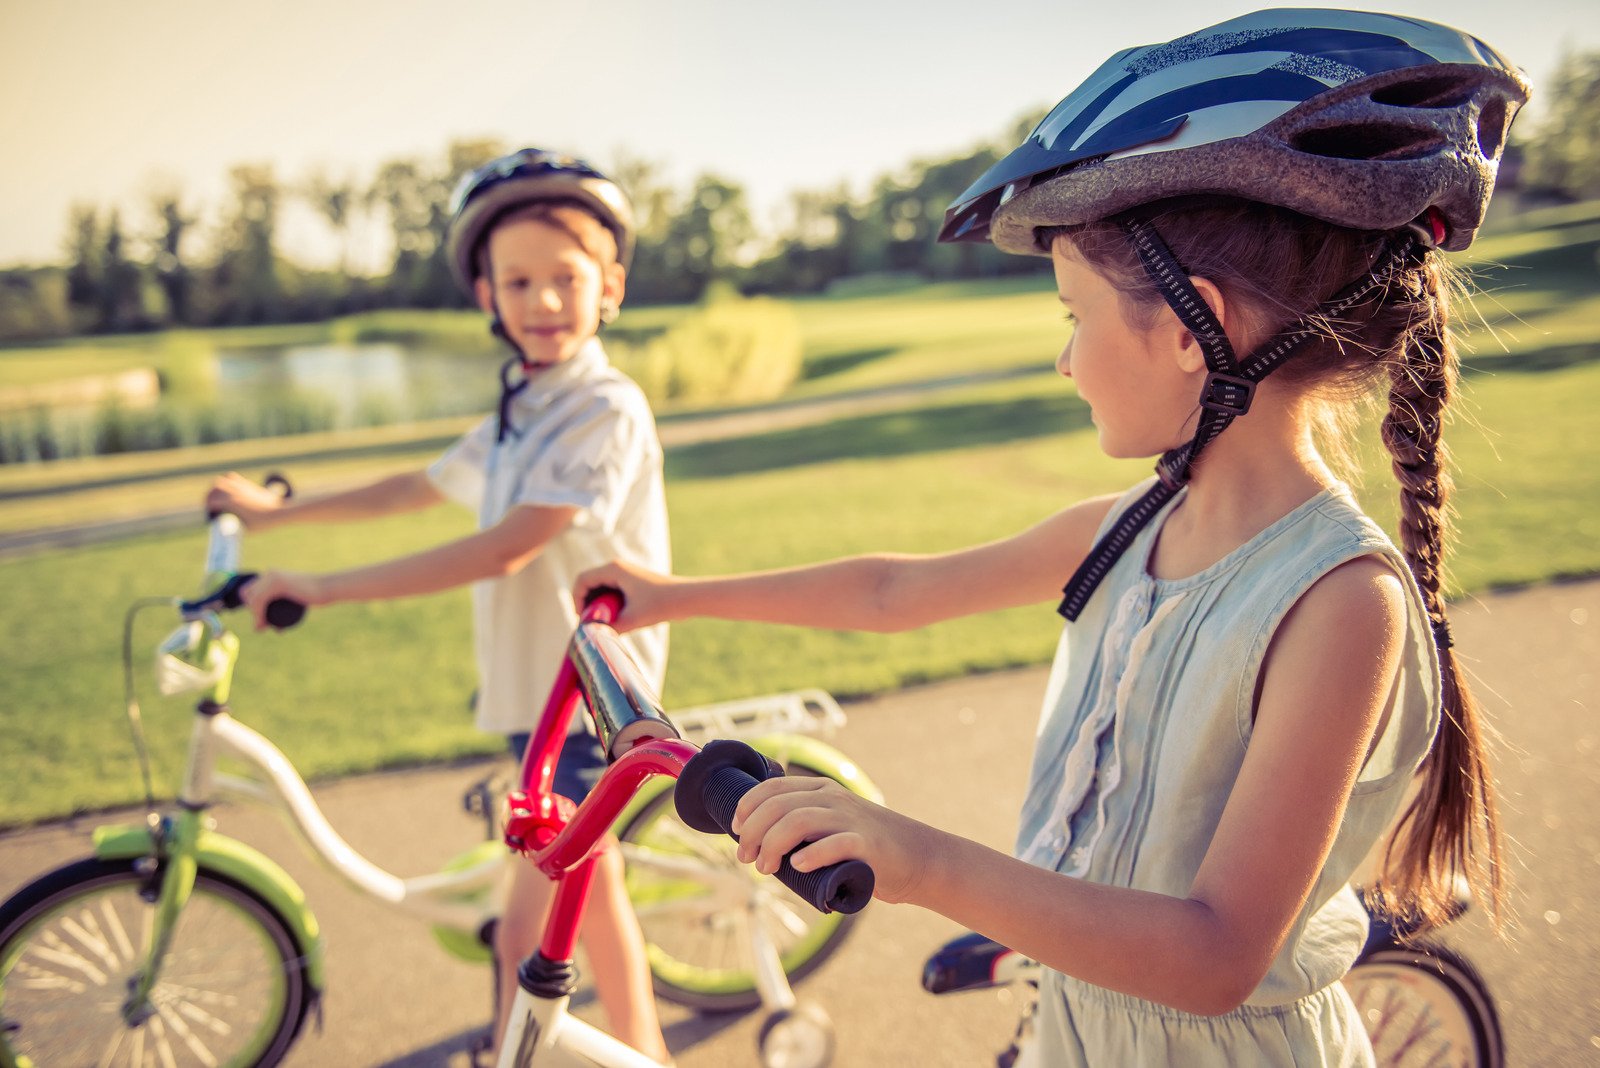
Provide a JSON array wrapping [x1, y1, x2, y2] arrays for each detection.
[[940, 8, 1529, 254]]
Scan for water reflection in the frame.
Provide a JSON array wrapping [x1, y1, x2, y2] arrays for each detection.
[[214, 342, 501, 425], [3, 341, 507, 463]]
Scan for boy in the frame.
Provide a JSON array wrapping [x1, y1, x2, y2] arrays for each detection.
[[208, 148, 672, 1063]]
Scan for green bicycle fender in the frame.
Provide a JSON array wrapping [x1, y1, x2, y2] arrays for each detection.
[[747, 733, 884, 803], [609, 732, 885, 834], [92, 823, 327, 991]]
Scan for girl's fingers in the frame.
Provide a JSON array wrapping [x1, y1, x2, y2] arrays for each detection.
[[731, 774, 830, 837], [732, 778, 858, 874]]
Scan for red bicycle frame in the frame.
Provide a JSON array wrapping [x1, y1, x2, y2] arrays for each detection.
[[500, 592, 700, 965]]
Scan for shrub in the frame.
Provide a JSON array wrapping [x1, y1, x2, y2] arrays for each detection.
[[615, 294, 801, 407]]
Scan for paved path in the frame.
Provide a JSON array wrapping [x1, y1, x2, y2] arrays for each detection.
[[3, 578, 1596, 1066]]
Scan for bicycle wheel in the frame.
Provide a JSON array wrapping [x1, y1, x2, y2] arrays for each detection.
[[0, 856, 312, 1068], [618, 760, 860, 1012], [1343, 940, 1504, 1068]]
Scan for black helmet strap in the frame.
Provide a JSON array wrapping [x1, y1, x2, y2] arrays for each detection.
[[496, 354, 531, 444], [1055, 216, 1428, 620]]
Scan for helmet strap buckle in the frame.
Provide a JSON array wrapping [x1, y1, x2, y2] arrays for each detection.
[[1199, 371, 1255, 417]]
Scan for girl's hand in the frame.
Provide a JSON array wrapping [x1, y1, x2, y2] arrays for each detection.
[[239, 570, 329, 631], [729, 775, 937, 905], [573, 560, 682, 632], [206, 472, 288, 531]]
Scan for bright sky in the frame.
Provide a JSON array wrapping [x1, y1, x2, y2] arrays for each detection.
[[1, 0, 1592, 269]]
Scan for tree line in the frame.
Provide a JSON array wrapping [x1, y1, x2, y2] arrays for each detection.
[[3, 51, 1596, 344]]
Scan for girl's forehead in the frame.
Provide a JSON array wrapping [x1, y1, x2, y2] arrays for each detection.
[[1051, 241, 1105, 290]]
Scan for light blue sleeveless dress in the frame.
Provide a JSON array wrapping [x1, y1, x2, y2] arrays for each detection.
[[1015, 480, 1441, 1067]]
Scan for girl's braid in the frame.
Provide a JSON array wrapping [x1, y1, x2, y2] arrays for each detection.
[[1375, 254, 1504, 929]]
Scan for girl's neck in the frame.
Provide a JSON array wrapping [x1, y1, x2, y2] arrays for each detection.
[[1147, 395, 1339, 582]]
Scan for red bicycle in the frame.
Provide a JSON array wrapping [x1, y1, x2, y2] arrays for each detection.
[[494, 591, 875, 1067]]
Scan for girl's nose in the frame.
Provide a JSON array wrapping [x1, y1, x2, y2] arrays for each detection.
[[1056, 341, 1074, 378]]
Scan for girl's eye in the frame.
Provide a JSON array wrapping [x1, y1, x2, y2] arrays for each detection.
[[1061, 311, 1078, 326]]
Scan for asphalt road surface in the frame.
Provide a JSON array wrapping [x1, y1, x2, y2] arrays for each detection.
[[3, 579, 1595, 1066]]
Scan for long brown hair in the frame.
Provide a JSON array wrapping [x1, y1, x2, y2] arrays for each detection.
[[1050, 198, 1504, 933]]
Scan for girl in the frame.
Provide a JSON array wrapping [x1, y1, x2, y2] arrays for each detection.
[[577, 10, 1526, 1064]]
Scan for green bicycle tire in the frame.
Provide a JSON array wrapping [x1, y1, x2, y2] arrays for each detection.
[[619, 760, 860, 1013], [0, 856, 311, 1068]]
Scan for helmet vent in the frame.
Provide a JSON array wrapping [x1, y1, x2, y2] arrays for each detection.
[[1289, 123, 1446, 162], [1477, 97, 1510, 158], [1370, 74, 1477, 110]]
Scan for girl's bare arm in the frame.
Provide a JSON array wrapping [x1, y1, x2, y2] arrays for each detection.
[[576, 493, 1123, 633], [732, 555, 1407, 1014]]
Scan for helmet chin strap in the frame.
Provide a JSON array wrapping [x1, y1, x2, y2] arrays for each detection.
[[1053, 214, 1431, 621]]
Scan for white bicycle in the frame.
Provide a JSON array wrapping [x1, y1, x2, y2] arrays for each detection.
[[0, 506, 881, 1068]]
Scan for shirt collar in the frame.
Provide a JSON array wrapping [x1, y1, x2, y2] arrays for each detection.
[[509, 338, 609, 408]]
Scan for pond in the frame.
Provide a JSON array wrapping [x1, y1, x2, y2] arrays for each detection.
[[212, 341, 504, 426], [2, 341, 510, 463]]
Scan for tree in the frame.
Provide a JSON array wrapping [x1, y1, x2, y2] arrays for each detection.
[[646, 175, 754, 302], [1521, 51, 1600, 200], [302, 169, 358, 279], [209, 164, 283, 324], [147, 186, 195, 325], [98, 210, 144, 331], [63, 203, 100, 328]]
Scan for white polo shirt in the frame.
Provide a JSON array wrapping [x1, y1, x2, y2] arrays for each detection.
[[427, 340, 670, 736]]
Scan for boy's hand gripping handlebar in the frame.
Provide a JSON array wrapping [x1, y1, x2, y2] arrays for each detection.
[[673, 737, 876, 915], [195, 472, 306, 629]]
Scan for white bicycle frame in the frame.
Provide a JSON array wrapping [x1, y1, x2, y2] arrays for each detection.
[[182, 686, 847, 937], [499, 990, 665, 1068], [187, 709, 504, 931]]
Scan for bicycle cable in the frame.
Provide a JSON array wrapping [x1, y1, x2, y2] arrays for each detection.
[[122, 597, 182, 810]]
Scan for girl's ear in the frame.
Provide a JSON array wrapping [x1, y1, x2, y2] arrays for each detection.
[[473, 275, 496, 316], [1170, 275, 1230, 374]]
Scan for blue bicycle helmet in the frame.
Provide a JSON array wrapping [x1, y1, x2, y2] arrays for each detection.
[[937, 9, 1529, 620], [941, 8, 1528, 255]]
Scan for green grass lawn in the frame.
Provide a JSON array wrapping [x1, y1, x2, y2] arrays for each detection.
[[2, 203, 1597, 827], [3, 358, 1598, 827]]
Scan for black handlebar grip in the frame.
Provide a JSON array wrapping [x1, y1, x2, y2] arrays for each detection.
[[263, 472, 294, 499], [675, 740, 874, 914], [223, 572, 307, 630], [264, 598, 306, 630]]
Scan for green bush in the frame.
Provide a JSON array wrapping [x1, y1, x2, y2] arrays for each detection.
[[616, 294, 802, 406]]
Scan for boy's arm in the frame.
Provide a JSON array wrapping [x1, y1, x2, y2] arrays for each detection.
[[207, 469, 445, 531], [238, 503, 576, 627], [578, 493, 1123, 633]]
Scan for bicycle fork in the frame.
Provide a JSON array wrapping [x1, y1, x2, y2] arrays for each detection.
[[120, 810, 204, 1026]]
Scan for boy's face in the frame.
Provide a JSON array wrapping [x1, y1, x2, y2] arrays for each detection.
[[475, 218, 625, 368]]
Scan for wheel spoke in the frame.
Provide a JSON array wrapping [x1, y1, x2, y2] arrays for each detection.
[[2, 861, 306, 1068]]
